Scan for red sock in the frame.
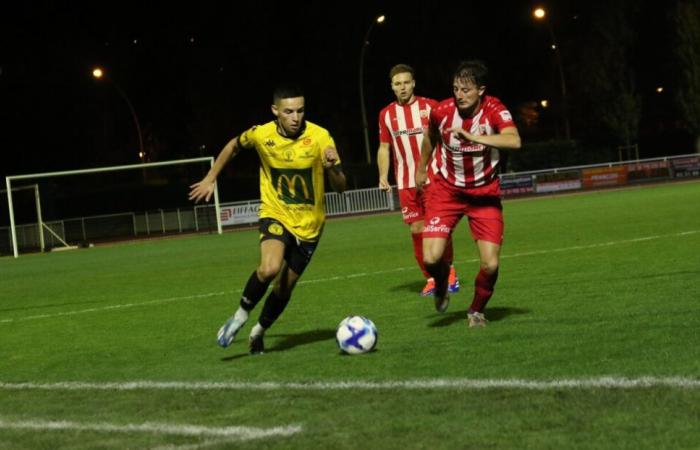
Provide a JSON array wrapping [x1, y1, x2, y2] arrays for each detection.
[[443, 237, 454, 265], [469, 268, 499, 313], [411, 232, 430, 278]]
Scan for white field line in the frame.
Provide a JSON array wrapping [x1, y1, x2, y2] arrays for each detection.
[[2, 229, 698, 324], [1, 377, 700, 391], [0, 417, 301, 441]]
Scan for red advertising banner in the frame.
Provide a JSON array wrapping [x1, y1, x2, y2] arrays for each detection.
[[626, 160, 670, 183], [582, 166, 627, 189]]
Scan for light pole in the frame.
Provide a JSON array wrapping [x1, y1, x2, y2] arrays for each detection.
[[92, 67, 145, 160], [533, 7, 571, 141], [359, 14, 385, 165]]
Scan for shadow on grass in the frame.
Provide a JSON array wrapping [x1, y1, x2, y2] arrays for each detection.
[[428, 306, 531, 328], [388, 281, 424, 294], [221, 328, 336, 361]]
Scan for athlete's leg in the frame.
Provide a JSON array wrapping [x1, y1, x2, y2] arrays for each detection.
[[423, 237, 450, 311], [409, 220, 429, 278], [469, 239, 500, 314]]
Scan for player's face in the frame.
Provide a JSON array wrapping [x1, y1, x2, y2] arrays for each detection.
[[453, 78, 485, 114], [391, 72, 416, 105], [272, 97, 305, 137]]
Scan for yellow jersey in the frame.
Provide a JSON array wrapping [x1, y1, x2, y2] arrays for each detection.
[[238, 120, 339, 241]]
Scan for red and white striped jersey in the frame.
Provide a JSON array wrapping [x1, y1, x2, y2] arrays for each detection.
[[429, 95, 515, 188], [379, 96, 438, 189]]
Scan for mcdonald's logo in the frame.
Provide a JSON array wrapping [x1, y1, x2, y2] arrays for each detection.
[[271, 168, 314, 205]]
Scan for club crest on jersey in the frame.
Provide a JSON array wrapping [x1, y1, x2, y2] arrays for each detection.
[[420, 109, 429, 118]]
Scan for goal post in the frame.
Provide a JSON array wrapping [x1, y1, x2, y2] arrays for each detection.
[[5, 157, 220, 258]]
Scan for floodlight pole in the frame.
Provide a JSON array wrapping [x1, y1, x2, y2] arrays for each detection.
[[359, 15, 385, 165]]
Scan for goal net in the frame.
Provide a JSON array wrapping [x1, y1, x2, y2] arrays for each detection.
[[3, 157, 221, 258]]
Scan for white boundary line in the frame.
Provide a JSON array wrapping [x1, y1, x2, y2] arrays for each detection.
[[1, 229, 698, 324], [0, 418, 301, 440], [1, 377, 700, 391]]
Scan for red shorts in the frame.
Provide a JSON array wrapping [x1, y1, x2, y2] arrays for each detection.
[[423, 174, 504, 244], [398, 187, 425, 224]]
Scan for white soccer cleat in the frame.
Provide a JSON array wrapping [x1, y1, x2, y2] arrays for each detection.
[[217, 316, 245, 348]]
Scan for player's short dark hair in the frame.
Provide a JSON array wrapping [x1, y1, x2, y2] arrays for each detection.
[[273, 84, 304, 103], [453, 60, 489, 87], [389, 64, 415, 80]]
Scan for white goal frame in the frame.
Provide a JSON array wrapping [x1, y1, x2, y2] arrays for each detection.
[[5, 157, 220, 258]]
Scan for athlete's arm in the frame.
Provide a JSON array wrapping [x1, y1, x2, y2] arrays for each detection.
[[448, 126, 521, 150], [188, 137, 241, 203], [323, 147, 347, 193], [416, 122, 438, 191], [377, 142, 392, 192]]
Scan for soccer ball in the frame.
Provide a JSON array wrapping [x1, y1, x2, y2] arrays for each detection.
[[335, 316, 378, 355]]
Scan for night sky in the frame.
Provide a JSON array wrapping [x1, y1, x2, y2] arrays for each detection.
[[0, 1, 689, 189]]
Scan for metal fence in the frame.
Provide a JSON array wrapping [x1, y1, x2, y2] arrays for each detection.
[[2, 153, 698, 255]]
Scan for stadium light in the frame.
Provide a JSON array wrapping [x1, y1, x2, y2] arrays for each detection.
[[359, 14, 386, 165], [92, 67, 145, 161], [532, 7, 571, 140]]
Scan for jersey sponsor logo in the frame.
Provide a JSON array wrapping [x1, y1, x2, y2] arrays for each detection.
[[284, 149, 295, 161], [271, 168, 315, 205], [264, 139, 276, 147], [446, 142, 487, 153], [425, 216, 450, 233], [391, 127, 423, 138]]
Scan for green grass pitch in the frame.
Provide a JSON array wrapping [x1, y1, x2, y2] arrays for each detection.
[[1, 181, 700, 449]]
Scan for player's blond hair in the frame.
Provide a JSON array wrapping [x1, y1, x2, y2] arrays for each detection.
[[389, 64, 415, 80]]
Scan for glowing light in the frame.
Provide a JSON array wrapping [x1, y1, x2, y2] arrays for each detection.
[[540, 99, 549, 108], [92, 68, 103, 79], [376, 15, 386, 23], [534, 8, 546, 19]]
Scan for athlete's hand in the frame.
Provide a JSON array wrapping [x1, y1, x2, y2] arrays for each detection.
[[378, 176, 392, 193], [448, 127, 476, 143], [322, 147, 340, 168], [188, 179, 215, 203], [415, 167, 428, 192]]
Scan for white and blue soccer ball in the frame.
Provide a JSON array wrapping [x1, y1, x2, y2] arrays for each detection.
[[335, 315, 378, 355]]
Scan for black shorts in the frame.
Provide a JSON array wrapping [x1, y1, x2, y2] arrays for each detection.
[[259, 218, 319, 275]]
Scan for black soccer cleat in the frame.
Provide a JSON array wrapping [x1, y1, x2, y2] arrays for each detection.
[[249, 334, 264, 355]]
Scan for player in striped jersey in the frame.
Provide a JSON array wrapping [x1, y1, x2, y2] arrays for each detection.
[[376, 64, 458, 297], [416, 60, 521, 327]]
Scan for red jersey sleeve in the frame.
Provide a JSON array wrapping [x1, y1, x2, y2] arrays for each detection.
[[487, 97, 516, 131], [378, 107, 392, 144]]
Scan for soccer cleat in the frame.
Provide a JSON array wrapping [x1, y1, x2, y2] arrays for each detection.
[[216, 316, 245, 348], [420, 278, 436, 296], [448, 266, 459, 293], [467, 311, 487, 328], [249, 334, 265, 355], [434, 293, 450, 313]]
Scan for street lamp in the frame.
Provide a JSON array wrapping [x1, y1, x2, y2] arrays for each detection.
[[359, 14, 386, 165], [533, 7, 571, 140], [92, 67, 145, 160]]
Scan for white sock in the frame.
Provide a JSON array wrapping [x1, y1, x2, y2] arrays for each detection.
[[250, 323, 265, 337], [234, 307, 249, 323]]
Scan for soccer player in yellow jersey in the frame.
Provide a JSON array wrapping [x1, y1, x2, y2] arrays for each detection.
[[189, 85, 346, 354]]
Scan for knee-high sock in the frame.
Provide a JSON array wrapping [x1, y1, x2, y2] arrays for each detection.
[[425, 260, 450, 297], [240, 271, 271, 312], [258, 291, 291, 329], [411, 233, 430, 278], [443, 237, 454, 265], [469, 268, 499, 313]]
